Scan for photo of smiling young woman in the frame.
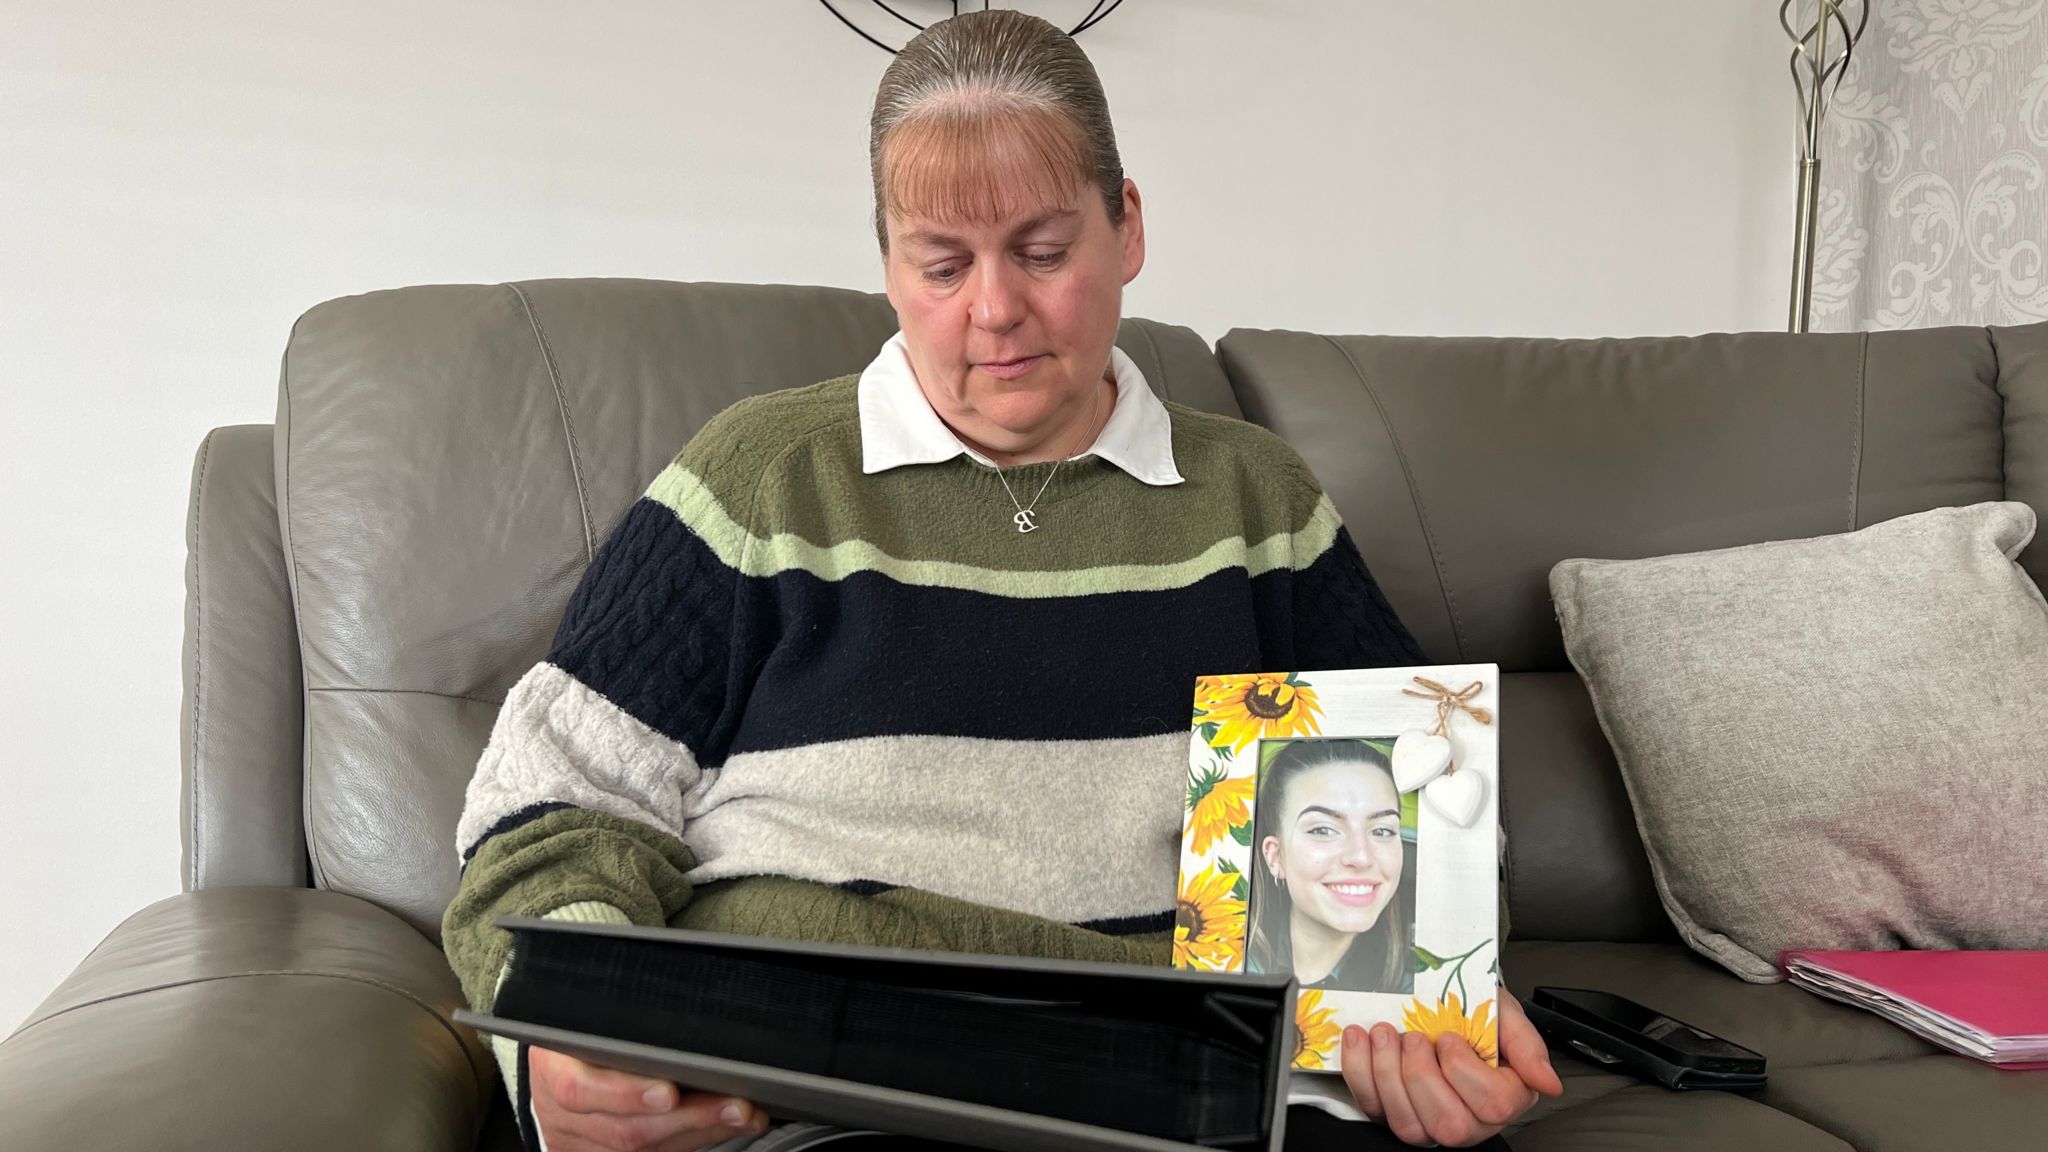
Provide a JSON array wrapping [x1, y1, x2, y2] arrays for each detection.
[[1247, 738, 1416, 994]]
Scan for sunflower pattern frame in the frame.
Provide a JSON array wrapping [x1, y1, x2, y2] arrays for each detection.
[[1177, 665, 1504, 1072]]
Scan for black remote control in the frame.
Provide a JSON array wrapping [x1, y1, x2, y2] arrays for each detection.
[[1528, 987, 1767, 1092]]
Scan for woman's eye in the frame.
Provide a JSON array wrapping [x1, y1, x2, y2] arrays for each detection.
[[1371, 825, 1398, 839], [1306, 824, 1338, 838]]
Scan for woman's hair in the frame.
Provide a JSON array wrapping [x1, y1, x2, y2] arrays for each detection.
[[1247, 739, 1414, 993], [868, 9, 1126, 250]]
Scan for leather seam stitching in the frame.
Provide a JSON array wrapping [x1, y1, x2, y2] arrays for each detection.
[[1324, 336, 1468, 658], [1850, 332, 1867, 531], [1989, 325, 2008, 496], [509, 282, 596, 562], [15, 968, 493, 1094], [187, 429, 216, 892], [279, 317, 329, 892], [307, 685, 507, 707]]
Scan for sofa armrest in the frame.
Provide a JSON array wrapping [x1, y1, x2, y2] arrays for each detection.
[[182, 423, 308, 891], [0, 887, 494, 1152]]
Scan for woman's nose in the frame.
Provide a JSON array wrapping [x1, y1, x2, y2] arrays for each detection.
[[1340, 834, 1375, 869], [969, 262, 1025, 334]]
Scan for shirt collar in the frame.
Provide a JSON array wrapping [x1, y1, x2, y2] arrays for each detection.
[[857, 331, 1184, 486]]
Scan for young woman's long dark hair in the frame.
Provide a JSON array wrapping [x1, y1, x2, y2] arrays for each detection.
[[1246, 738, 1414, 993]]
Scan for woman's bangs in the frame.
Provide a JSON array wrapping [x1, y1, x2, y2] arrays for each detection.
[[883, 105, 1091, 231]]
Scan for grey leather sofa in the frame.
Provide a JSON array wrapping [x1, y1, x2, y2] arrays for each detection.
[[3, 279, 2043, 1151]]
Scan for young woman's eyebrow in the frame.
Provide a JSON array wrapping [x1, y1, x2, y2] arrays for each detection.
[[1294, 804, 1400, 822]]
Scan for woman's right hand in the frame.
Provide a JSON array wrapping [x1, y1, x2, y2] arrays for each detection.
[[530, 1047, 770, 1151]]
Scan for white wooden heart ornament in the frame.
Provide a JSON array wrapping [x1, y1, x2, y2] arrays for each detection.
[[1391, 729, 1453, 793], [1423, 767, 1487, 828]]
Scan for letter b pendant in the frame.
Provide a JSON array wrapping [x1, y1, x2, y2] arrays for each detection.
[[1013, 510, 1039, 533]]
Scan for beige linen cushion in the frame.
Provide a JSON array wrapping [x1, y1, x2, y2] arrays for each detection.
[[1549, 502, 2048, 982]]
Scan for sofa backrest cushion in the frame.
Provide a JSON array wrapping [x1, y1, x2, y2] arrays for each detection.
[[1216, 326, 2036, 670], [274, 277, 1235, 938], [2003, 322, 2048, 592]]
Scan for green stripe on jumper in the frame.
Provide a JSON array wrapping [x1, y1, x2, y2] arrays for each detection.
[[657, 376, 1340, 571], [645, 464, 1342, 597]]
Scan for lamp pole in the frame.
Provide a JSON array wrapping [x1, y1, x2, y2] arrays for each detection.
[[1782, 0, 1868, 333]]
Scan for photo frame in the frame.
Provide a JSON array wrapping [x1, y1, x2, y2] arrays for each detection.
[[1175, 664, 1502, 1072]]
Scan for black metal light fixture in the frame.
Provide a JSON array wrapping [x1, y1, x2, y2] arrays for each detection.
[[821, 1, 1127, 54]]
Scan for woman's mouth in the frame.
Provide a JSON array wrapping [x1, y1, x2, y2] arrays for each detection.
[[976, 354, 1045, 380], [1323, 881, 1382, 907]]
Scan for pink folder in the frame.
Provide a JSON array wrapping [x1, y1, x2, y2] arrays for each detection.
[[1779, 950, 2048, 1070]]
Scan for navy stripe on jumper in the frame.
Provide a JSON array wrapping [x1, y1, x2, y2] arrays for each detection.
[[545, 498, 752, 767], [1076, 909, 1179, 936], [728, 563, 1270, 752], [546, 499, 1422, 761]]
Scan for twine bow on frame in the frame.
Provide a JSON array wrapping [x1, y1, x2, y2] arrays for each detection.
[[1402, 678, 1494, 743]]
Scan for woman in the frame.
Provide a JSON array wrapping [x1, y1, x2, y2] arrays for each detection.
[[443, 11, 1559, 1151], [1249, 741, 1414, 993]]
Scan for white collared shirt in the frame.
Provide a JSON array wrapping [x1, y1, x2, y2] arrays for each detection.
[[857, 332, 1184, 486]]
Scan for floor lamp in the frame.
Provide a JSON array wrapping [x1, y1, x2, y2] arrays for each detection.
[[1783, 0, 1868, 333]]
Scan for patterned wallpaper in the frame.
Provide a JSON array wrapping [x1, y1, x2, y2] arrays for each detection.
[[1812, 1, 2048, 330]]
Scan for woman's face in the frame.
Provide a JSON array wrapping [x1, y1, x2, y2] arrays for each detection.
[[1261, 761, 1405, 936], [880, 119, 1145, 460]]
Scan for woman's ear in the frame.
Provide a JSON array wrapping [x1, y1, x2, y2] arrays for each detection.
[[1259, 834, 1283, 882], [1117, 178, 1145, 285]]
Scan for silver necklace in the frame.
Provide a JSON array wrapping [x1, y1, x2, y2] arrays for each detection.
[[993, 460, 1061, 533], [990, 381, 1105, 534]]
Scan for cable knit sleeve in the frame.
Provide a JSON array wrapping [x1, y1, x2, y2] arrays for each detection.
[[441, 397, 781, 1140], [1290, 519, 1428, 670], [1271, 470, 1427, 670]]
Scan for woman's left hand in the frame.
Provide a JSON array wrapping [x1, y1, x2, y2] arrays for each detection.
[[1340, 992, 1565, 1147]]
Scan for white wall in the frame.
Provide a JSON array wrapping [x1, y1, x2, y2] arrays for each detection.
[[0, 1, 1792, 1033]]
